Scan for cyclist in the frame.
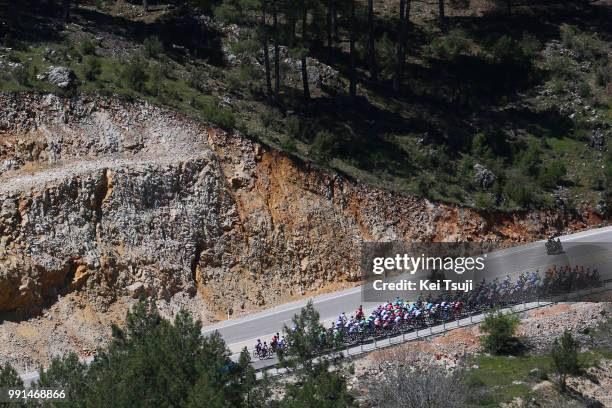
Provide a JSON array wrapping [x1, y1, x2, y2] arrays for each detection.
[[255, 339, 263, 355], [335, 314, 344, 329], [271, 333, 279, 350], [356, 305, 364, 320], [278, 336, 286, 350]]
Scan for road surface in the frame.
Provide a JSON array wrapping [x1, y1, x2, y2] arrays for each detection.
[[20, 225, 612, 385], [203, 226, 612, 353]]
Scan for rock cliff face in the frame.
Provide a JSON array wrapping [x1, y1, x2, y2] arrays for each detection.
[[0, 93, 602, 316]]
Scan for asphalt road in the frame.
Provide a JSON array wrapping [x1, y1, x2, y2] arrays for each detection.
[[203, 226, 612, 354], [20, 225, 612, 385], [250, 276, 612, 372]]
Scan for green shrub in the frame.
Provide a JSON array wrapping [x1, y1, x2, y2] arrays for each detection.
[[472, 132, 492, 158], [79, 39, 96, 55], [83, 56, 102, 81], [538, 160, 566, 189], [594, 63, 611, 88], [488, 35, 515, 64], [551, 330, 580, 392], [480, 310, 523, 355], [67, 46, 83, 63], [310, 130, 337, 164], [143, 36, 164, 59], [517, 32, 541, 61], [546, 55, 576, 80], [202, 102, 236, 129], [12, 63, 29, 86], [0, 362, 23, 388], [426, 29, 472, 61], [121, 59, 148, 92], [188, 67, 208, 92], [474, 192, 495, 209], [3, 33, 16, 49], [375, 33, 397, 79], [518, 141, 542, 175], [549, 77, 567, 94], [214, 2, 244, 24], [148, 63, 166, 96], [225, 65, 262, 94], [577, 80, 592, 98], [414, 175, 431, 198], [229, 38, 259, 56], [560, 24, 579, 49], [456, 155, 476, 188], [505, 179, 531, 207], [226, 70, 243, 94], [560, 24, 607, 62], [285, 116, 301, 139], [280, 136, 297, 153], [239, 64, 263, 83], [261, 109, 276, 131]]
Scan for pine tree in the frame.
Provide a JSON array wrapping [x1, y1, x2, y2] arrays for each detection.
[[348, 0, 357, 99], [326, 0, 333, 47], [393, 0, 409, 93], [551, 330, 580, 393], [278, 301, 356, 407], [35, 353, 88, 406], [367, 0, 377, 80], [299, 0, 311, 100], [0, 362, 23, 388], [272, 0, 281, 102], [63, 0, 72, 22], [480, 310, 522, 355], [86, 300, 250, 407], [260, 0, 273, 101]]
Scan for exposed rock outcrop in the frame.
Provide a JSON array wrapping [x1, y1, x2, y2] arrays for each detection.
[[0, 93, 603, 317], [473, 163, 496, 189], [36, 66, 76, 89]]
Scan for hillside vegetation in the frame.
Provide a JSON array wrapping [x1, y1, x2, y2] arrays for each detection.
[[0, 0, 610, 211]]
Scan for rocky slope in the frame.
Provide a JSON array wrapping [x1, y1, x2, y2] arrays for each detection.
[[0, 92, 605, 320]]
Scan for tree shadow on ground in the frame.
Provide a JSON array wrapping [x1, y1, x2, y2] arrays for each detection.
[[0, 0, 64, 43], [75, 6, 225, 65]]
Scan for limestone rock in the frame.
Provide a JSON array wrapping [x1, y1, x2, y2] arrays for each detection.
[[588, 128, 606, 150], [36, 66, 76, 89], [473, 163, 496, 189], [0, 93, 597, 317], [126, 282, 145, 298]]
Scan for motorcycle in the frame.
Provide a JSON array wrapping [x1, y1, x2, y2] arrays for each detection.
[[545, 237, 563, 255]]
